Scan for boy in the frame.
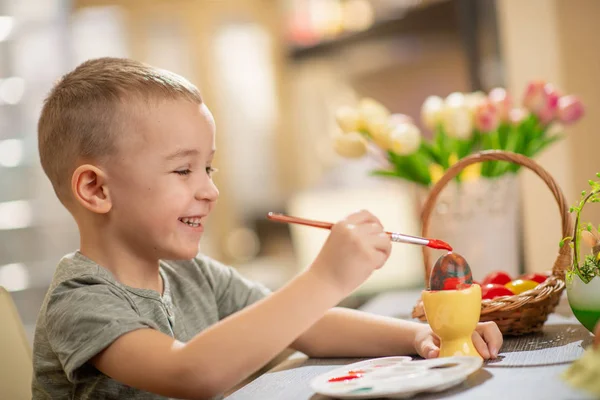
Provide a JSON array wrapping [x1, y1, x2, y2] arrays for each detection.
[[32, 57, 502, 400]]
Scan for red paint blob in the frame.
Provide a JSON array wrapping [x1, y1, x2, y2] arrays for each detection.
[[428, 239, 453, 251], [328, 374, 362, 382]]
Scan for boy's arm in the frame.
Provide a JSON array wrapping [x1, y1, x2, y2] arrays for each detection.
[[290, 307, 424, 358], [290, 307, 503, 360], [92, 269, 342, 400], [93, 210, 391, 399]]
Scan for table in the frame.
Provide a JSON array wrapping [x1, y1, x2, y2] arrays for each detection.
[[225, 290, 596, 399]]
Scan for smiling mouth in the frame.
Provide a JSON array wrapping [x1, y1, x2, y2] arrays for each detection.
[[179, 217, 203, 228]]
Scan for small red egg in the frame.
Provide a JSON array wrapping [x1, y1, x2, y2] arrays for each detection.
[[481, 283, 514, 299]]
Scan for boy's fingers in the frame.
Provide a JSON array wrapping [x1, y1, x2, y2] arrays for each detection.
[[363, 233, 391, 267], [373, 232, 392, 253], [346, 210, 382, 227], [471, 332, 490, 359], [476, 322, 502, 358], [418, 336, 440, 359], [357, 223, 385, 235]]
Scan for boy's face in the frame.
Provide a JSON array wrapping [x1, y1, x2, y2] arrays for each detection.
[[103, 99, 219, 260]]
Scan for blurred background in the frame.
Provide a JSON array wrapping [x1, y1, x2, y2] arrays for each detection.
[[1, 0, 600, 343]]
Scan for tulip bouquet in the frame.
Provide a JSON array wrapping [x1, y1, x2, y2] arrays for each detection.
[[332, 81, 584, 187]]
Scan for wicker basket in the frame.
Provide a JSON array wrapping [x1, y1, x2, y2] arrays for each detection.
[[411, 150, 573, 336]]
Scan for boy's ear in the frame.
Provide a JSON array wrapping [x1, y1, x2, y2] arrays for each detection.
[[71, 164, 112, 214]]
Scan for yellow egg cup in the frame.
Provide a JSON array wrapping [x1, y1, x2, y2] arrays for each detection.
[[422, 284, 482, 359]]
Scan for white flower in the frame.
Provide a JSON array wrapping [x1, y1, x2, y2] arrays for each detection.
[[442, 93, 473, 139], [445, 92, 466, 107], [365, 117, 392, 149], [465, 91, 487, 114], [421, 95, 444, 131], [358, 97, 390, 122], [389, 123, 421, 155], [332, 131, 368, 158], [335, 106, 362, 133]]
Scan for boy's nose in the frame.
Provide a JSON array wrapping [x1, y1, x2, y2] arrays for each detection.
[[196, 178, 219, 202]]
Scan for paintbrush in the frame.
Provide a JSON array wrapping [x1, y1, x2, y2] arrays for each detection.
[[266, 212, 452, 251]]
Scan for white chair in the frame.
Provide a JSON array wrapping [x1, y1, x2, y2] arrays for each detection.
[[0, 287, 33, 400], [286, 182, 426, 296]]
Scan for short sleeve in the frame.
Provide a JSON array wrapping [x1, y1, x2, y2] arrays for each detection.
[[196, 256, 272, 319], [45, 277, 159, 382]]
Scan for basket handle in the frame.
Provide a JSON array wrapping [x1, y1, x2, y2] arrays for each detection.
[[420, 150, 573, 283]]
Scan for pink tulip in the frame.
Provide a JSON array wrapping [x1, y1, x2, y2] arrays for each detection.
[[474, 100, 499, 132], [488, 87, 512, 121], [557, 95, 584, 124], [539, 84, 560, 124], [523, 80, 546, 113], [523, 81, 560, 123]]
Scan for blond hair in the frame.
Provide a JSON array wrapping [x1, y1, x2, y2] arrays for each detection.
[[38, 57, 202, 205]]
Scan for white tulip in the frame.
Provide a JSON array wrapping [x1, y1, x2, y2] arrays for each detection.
[[389, 113, 413, 125], [465, 91, 487, 114], [365, 117, 392, 149], [358, 97, 390, 121], [335, 106, 362, 133], [421, 95, 444, 131], [441, 93, 474, 139], [332, 131, 368, 158], [389, 123, 421, 155], [445, 92, 466, 108]]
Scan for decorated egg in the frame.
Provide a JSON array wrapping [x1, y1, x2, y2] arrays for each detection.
[[429, 252, 473, 290]]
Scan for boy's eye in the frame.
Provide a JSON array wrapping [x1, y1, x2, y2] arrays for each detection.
[[174, 169, 192, 176], [206, 167, 218, 177]]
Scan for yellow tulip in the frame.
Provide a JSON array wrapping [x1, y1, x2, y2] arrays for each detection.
[[460, 164, 481, 182], [332, 131, 368, 158], [335, 106, 362, 133], [448, 152, 459, 166], [429, 163, 445, 185], [447, 152, 480, 182]]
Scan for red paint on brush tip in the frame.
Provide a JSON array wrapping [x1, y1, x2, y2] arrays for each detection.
[[428, 239, 453, 251]]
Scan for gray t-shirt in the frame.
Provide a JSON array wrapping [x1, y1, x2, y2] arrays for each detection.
[[31, 251, 271, 400]]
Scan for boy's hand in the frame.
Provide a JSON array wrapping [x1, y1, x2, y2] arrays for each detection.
[[414, 321, 503, 360], [310, 210, 392, 297]]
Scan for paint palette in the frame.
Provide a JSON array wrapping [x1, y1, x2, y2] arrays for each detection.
[[310, 356, 482, 399]]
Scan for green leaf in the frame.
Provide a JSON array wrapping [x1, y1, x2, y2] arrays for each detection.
[[420, 141, 442, 165], [386, 151, 430, 186], [434, 127, 450, 168], [526, 134, 563, 158], [560, 237, 573, 247], [370, 169, 400, 177]]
